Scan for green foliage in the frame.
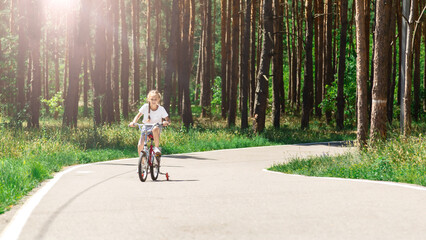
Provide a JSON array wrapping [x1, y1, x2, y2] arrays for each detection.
[[320, 54, 357, 127], [211, 76, 222, 107], [41, 91, 64, 114]]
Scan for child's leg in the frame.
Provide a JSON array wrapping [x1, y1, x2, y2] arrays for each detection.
[[152, 126, 160, 148], [138, 137, 145, 156]]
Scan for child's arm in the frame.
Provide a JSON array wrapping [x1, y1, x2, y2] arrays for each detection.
[[129, 112, 143, 127]]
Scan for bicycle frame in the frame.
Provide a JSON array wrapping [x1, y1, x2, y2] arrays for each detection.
[[135, 123, 169, 181]]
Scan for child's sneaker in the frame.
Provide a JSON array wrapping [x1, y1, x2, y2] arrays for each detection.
[[153, 147, 161, 156]]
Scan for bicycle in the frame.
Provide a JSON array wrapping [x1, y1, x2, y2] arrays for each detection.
[[133, 122, 169, 182]]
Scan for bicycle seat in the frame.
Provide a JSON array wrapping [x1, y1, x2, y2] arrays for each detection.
[[147, 133, 154, 140]]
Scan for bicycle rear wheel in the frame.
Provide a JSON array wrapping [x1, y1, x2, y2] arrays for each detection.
[[138, 153, 149, 182], [150, 155, 160, 180]]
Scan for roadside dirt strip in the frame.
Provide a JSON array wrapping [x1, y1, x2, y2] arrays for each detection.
[[1, 143, 425, 240]]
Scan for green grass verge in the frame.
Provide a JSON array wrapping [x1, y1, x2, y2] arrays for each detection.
[[269, 134, 426, 187]]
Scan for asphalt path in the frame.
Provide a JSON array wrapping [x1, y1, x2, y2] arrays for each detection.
[[1, 143, 425, 240]]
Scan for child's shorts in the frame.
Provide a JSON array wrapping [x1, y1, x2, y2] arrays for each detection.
[[140, 124, 162, 141]]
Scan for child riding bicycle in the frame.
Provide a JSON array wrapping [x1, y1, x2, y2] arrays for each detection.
[[129, 90, 171, 156]]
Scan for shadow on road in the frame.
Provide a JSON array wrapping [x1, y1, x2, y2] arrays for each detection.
[[163, 155, 216, 161], [294, 141, 353, 147], [35, 170, 133, 239]]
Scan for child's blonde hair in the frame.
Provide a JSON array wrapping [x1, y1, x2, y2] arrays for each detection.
[[147, 90, 162, 102], [147, 90, 161, 121]]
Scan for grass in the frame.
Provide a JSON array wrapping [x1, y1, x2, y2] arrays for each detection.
[[269, 128, 426, 187]]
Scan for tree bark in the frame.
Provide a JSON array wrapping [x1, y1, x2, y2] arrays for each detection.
[[324, 0, 333, 124], [400, 0, 410, 132], [220, 0, 228, 119], [315, 0, 324, 117], [227, 0, 240, 127], [254, 0, 273, 133], [403, 0, 417, 136], [272, 0, 284, 128], [355, 0, 369, 147], [112, 0, 120, 122], [63, 0, 91, 127], [250, 0, 257, 117], [241, 0, 252, 129], [120, 0, 130, 119], [133, 0, 141, 101], [412, 2, 421, 121], [180, 0, 193, 127], [16, 0, 28, 113], [370, 0, 392, 141], [302, 0, 314, 129], [28, 0, 42, 128], [93, 0, 107, 125], [202, 0, 213, 117], [164, 0, 179, 114], [336, 0, 348, 129]]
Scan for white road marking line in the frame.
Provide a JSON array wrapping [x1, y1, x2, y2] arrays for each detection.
[[0, 165, 86, 240], [263, 169, 426, 191], [0, 158, 136, 240]]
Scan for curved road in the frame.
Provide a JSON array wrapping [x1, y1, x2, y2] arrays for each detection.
[[1, 143, 425, 240]]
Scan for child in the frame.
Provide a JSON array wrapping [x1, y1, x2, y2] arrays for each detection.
[[129, 90, 170, 156]]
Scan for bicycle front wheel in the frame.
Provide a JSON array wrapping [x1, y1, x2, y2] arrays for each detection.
[[150, 155, 160, 180], [138, 153, 149, 182]]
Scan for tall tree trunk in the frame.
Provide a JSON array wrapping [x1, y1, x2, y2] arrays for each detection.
[[324, 0, 333, 124], [54, 25, 60, 119], [227, 0, 240, 127], [290, 1, 297, 107], [336, 0, 348, 130], [180, 0, 193, 127], [63, 0, 91, 127], [412, 3, 421, 121], [133, 0, 140, 101], [105, 0, 114, 124], [387, 0, 397, 123], [355, 0, 369, 147], [93, 0, 107, 125], [250, 0, 257, 117], [202, 0, 213, 117], [273, 0, 283, 128], [153, 0, 162, 90], [315, 0, 324, 117], [403, 0, 417, 136], [296, 1, 303, 111], [83, 48, 89, 117], [120, 0, 130, 119], [254, 0, 273, 133], [226, 0, 232, 120], [43, 28, 50, 115], [400, 0, 410, 132], [241, 0, 252, 129], [370, 0, 392, 141], [220, 0, 228, 119], [301, 0, 314, 129], [164, 0, 179, 114], [112, 0, 120, 122], [16, 0, 28, 113], [28, 0, 41, 128], [423, 4, 426, 114]]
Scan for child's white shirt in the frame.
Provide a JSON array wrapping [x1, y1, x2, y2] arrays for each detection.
[[139, 103, 169, 124]]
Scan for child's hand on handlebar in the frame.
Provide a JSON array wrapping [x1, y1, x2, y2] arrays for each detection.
[[128, 122, 137, 127], [162, 121, 170, 127]]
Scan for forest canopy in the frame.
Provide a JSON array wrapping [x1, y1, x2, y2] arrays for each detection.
[[0, 0, 425, 145]]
